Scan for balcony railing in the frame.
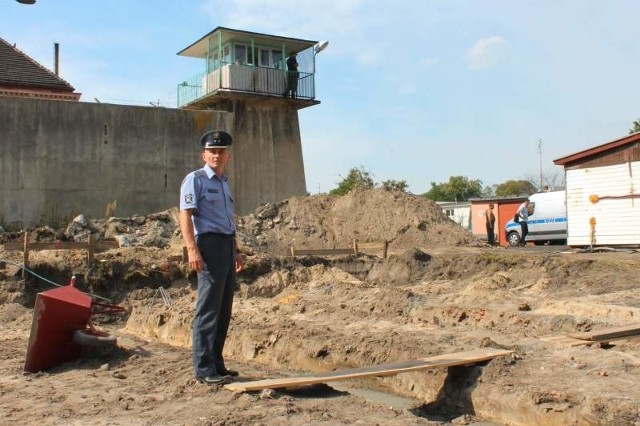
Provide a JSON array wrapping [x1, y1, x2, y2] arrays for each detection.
[[177, 63, 315, 108]]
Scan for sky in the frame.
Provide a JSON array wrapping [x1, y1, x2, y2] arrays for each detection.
[[3, 0, 640, 195]]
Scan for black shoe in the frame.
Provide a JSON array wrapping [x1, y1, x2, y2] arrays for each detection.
[[196, 374, 227, 385], [217, 367, 239, 377]]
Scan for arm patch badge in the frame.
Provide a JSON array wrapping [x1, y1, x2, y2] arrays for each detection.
[[184, 194, 194, 204]]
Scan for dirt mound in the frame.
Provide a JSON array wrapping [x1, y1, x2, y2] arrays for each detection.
[[1, 188, 480, 261], [239, 188, 482, 256]]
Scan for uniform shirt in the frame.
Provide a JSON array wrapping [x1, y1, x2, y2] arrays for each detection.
[[179, 165, 236, 236], [517, 203, 529, 221]]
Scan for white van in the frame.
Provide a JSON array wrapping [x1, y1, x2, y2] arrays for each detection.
[[505, 190, 567, 246]]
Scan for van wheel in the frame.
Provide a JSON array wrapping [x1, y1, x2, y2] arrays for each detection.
[[507, 231, 521, 246]]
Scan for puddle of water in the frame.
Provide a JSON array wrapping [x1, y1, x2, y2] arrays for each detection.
[[329, 380, 420, 410], [329, 381, 503, 425]]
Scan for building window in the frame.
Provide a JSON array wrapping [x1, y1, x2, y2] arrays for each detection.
[[259, 49, 270, 67], [258, 48, 284, 69], [223, 45, 231, 65], [272, 50, 283, 68], [207, 52, 220, 71], [234, 44, 253, 65]]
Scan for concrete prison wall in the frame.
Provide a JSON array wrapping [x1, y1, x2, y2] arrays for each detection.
[[0, 97, 307, 228]]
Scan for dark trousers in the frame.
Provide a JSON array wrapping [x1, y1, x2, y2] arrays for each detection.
[[520, 222, 529, 245], [486, 222, 495, 245], [192, 233, 236, 378], [284, 71, 298, 97]]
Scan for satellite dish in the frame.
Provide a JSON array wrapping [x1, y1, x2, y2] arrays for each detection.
[[314, 41, 329, 54]]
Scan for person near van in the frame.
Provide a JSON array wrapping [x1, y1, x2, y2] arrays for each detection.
[[485, 203, 496, 246], [179, 130, 245, 385], [517, 200, 531, 246]]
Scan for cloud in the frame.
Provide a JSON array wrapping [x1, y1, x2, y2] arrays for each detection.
[[466, 36, 507, 69]]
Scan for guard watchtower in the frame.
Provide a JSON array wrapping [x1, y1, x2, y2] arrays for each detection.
[[175, 28, 328, 215], [177, 27, 327, 110]]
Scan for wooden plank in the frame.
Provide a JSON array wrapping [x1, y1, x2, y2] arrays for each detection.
[[95, 241, 119, 250], [289, 241, 388, 258], [540, 335, 597, 347], [356, 241, 387, 258], [3, 240, 118, 251], [566, 324, 640, 342], [357, 243, 385, 249], [292, 248, 354, 256], [87, 234, 96, 265], [224, 348, 513, 392]]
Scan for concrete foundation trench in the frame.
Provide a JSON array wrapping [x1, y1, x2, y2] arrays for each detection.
[[116, 251, 640, 425]]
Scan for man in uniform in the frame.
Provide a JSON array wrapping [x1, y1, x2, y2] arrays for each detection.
[[179, 130, 244, 385]]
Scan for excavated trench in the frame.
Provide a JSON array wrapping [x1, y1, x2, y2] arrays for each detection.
[[5, 249, 640, 425]]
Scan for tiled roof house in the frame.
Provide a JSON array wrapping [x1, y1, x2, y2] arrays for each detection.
[[0, 37, 80, 101]]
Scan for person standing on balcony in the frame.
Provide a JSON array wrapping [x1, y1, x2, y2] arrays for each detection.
[[179, 130, 245, 385], [283, 51, 299, 98]]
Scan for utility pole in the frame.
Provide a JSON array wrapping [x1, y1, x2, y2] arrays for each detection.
[[538, 138, 543, 190]]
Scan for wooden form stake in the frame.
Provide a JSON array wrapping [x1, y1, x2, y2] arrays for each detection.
[[2, 232, 118, 272], [22, 231, 29, 278], [289, 239, 388, 258]]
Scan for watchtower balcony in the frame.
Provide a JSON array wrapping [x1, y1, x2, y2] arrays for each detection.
[[176, 27, 323, 110]]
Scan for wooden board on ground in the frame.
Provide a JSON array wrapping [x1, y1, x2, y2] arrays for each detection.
[[224, 348, 513, 392], [290, 248, 355, 256], [540, 335, 598, 347], [2, 241, 118, 251], [566, 324, 640, 342]]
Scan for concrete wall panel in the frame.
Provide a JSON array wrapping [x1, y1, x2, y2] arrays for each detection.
[[0, 97, 307, 228]]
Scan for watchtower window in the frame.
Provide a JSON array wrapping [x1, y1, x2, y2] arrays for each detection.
[[208, 52, 220, 71], [272, 50, 283, 68], [259, 48, 284, 69], [234, 44, 253, 65], [223, 45, 231, 64]]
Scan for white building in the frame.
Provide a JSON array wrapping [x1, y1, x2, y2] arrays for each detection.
[[437, 201, 471, 231], [554, 132, 640, 247]]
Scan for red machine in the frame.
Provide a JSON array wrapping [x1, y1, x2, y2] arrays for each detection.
[[24, 277, 122, 373]]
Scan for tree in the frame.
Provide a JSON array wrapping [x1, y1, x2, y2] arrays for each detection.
[[629, 118, 640, 135], [543, 171, 565, 190], [520, 171, 566, 193], [380, 179, 408, 192], [494, 179, 537, 197], [329, 166, 375, 196], [423, 176, 484, 201]]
